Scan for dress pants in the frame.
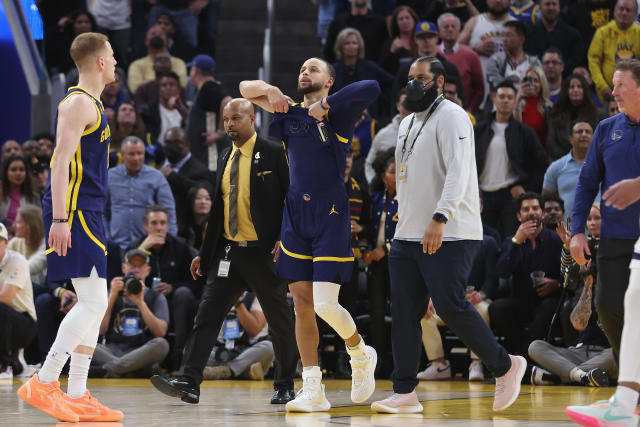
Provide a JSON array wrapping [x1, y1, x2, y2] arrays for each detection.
[[181, 243, 297, 389], [388, 240, 511, 394]]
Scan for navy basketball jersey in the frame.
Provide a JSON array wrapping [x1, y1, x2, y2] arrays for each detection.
[[42, 86, 110, 214]]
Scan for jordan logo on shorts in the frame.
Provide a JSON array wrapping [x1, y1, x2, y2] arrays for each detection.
[[329, 204, 339, 216]]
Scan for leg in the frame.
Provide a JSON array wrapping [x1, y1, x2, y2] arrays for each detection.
[[103, 338, 169, 376], [90, 343, 119, 368], [528, 340, 587, 383], [469, 300, 491, 359], [34, 293, 63, 362], [228, 341, 274, 378], [172, 286, 197, 353], [578, 347, 618, 380], [289, 281, 318, 367], [528, 295, 560, 341], [489, 297, 528, 355], [368, 260, 389, 357], [420, 315, 445, 362]]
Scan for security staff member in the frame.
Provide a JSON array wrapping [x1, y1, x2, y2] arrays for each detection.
[[151, 98, 297, 404]]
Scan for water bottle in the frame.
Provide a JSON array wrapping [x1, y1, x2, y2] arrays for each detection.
[[152, 277, 161, 290]]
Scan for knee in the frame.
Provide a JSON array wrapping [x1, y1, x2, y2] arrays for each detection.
[[173, 286, 195, 305], [35, 293, 56, 311], [314, 300, 338, 320], [291, 292, 314, 316], [527, 339, 546, 358], [151, 338, 170, 359]]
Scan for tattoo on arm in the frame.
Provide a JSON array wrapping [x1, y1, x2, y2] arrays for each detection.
[[570, 276, 593, 331]]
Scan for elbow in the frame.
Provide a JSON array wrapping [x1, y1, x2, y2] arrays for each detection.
[[238, 81, 248, 96]]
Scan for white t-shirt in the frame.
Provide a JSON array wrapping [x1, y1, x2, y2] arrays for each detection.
[[0, 250, 35, 321], [478, 121, 519, 191], [158, 104, 183, 145], [90, 0, 131, 30], [394, 99, 483, 241]]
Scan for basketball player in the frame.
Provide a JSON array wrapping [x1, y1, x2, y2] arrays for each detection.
[[566, 176, 640, 426], [239, 58, 380, 412], [17, 33, 122, 423]]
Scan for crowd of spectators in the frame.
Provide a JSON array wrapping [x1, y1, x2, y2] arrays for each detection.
[[0, 0, 633, 387]]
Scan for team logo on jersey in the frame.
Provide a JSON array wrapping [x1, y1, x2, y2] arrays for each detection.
[[303, 194, 311, 201], [329, 204, 339, 216], [611, 129, 623, 141], [289, 120, 309, 134], [100, 125, 111, 143]]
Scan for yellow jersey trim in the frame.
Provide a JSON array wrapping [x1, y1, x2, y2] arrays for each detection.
[[280, 242, 312, 260], [335, 133, 349, 143], [69, 143, 84, 212], [78, 210, 107, 255], [82, 102, 102, 136], [349, 198, 363, 203], [313, 255, 355, 262], [45, 248, 54, 255]]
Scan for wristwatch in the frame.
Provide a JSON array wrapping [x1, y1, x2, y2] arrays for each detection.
[[432, 213, 448, 224]]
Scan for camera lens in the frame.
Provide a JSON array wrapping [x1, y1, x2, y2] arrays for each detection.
[[123, 273, 142, 295]]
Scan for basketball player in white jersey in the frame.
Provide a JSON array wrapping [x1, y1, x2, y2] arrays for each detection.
[[566, 176, 640, 426]]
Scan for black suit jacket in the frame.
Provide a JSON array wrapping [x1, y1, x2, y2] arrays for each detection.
[[198, 136, 290, 271]]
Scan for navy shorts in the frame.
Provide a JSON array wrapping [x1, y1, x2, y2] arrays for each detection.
[[44, 209, 108, 281], [277, 189, 354, 282]]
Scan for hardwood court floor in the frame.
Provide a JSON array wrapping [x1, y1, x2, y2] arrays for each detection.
[[0, 376, 614, 426]]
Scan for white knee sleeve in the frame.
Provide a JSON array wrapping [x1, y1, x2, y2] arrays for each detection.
[[618, 268, 640, 383], [313, 282, 357, 339]]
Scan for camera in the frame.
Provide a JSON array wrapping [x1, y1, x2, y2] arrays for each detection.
[[522, 76, 533, 85], [120, 273, 143, 296]]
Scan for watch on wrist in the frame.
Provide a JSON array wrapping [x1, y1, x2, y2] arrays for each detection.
[[432, 213, 448, 224]]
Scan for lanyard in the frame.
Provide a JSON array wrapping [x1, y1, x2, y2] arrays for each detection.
[[400, 95, 444, 163]]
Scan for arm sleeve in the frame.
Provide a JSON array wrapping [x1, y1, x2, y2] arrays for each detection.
[[156, 175, 178, 236], [434, 109, 475, 220], [588, 28, 609, 96], [542, 161, 559, 193], [572, 125, 604, 235], [497, 238, 524, 279], [151, 293, 170, 324], [326, 80, 382, 134]]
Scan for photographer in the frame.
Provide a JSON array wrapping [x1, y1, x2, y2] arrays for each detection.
[[91, 249, 169, 377], [490, 193, 563, 355], [528, 203, 616, 386]]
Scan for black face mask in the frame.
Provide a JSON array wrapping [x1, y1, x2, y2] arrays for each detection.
[[164, 144, 183, 164], [149, 35, 164, 50], [403, 79, 439, 112]]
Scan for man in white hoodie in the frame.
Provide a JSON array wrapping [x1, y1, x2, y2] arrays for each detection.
[[370, 56, 526, 414]]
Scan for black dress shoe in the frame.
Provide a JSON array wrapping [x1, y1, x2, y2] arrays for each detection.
[[150, 375, 200, 404], [270, 388, 295, 404]]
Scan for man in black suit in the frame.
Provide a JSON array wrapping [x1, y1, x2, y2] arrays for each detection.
[[160, 127, 216, 220], [151, 99, 297, 404]]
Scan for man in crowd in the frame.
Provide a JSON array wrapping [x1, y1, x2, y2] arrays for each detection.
[[542, 48, 564, 103], [107, 136, 177, 252], [474, 81, 548, 240], [543, 121, 594, 223], [92, 249, 169, 377], [139, 71, 188, 145], [542, 194, 565, 230]]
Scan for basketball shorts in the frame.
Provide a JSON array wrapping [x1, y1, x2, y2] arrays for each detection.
[[277, 189, 354, 282], [44, 209, 108, 282]]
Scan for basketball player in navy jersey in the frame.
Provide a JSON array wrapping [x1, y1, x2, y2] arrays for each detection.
[[17, 33, 123, 423], [240, 58, 380, 412]]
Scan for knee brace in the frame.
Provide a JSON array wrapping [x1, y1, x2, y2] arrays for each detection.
[[313, 282, 356, 339]]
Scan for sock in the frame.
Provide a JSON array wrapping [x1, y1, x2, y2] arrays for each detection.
[[346, 335, 366, 358], [302, 365, 322, 378], [38, 346, 71, 384], [569, 367, 586, 383], [67, 352, 92, 398], [614, 385, 640, 414]]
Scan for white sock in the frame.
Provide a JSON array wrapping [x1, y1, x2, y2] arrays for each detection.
[[346, 335, 366, 358], [38, 346, 71, 384], [614, 386, 640, 414], [569, 367, 587, 383], [67, 352, 92, 398], [302, 365, 322, 378], [434, 359, 449, 368]]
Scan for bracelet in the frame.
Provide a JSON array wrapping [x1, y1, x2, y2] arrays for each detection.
[[52, 218, 68, 223], [512, 237, 522, 245], [320, 98, 329, 111]]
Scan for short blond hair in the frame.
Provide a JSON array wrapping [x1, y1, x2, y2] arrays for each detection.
[[70, 32, 108, 68], [334, 28, 365, 61]]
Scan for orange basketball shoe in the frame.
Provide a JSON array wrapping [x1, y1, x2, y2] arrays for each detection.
[[16, 374, 79, 423], [63, 390, 124, 422]]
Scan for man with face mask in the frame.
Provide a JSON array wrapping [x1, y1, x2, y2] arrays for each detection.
[[371, 57, 525, 414], [127, 25, 187, 93], [491, 192, 563, 355]]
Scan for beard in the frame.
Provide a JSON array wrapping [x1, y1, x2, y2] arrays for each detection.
[[523, 215, 543, 228], [488, 5, 509, 16], [297, 80, 324, 95]]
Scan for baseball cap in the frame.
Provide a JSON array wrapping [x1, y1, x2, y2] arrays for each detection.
[[124, 248, 150, 264], [0, 223, 8, 241], [415, 21, 438, 37], [186, 54, 216, 72]]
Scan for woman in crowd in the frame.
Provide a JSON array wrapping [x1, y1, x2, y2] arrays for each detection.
[[363, 148, 397, 378], [378, 6, 419, 75], [0, 156, 41, 227], [8, 206, 46, 288], [516, 66, 552, 148], [46, 9, 96, 74], [547, 73, 605, 160], [332, 27, 394, 122], [109, 101, 149, 167], [178, 185, 212, 250]]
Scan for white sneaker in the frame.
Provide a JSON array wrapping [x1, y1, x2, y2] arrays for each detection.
[[417, 360, 451, 380], [566, 395, 639, 427], [493, 355, 526, 411], [285, 369, 330, 413], [469, 360, 484, 382], [350, 345, 377, 403], [0, 366, 13, 381]]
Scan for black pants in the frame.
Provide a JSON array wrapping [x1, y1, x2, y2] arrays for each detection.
[[389, 240, 510, 393], [0, 303, 36, 366], [368, 258, 390, 358], [181, 243, 297, 389], [489, 295, 559, 356], [481, 188, 518, 241], [595, 237, 635, 360]]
